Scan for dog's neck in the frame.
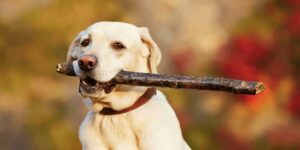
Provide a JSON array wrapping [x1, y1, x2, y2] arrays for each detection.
[[102, 86, 150, 111], [100, 87, 156, 115]]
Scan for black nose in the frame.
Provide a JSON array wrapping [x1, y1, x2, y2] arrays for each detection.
[[78, 55, 98, 72]]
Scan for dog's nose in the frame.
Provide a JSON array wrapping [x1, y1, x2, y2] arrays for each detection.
[[78, 55, 98, 71]]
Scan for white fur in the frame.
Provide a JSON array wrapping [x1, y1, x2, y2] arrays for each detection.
[[67, 21, 190, 150]]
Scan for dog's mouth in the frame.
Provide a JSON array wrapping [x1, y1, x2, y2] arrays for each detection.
[[79, 76, 116, 97]]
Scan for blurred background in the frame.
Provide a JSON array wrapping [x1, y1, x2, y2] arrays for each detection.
[[0, 0, 299, 149]]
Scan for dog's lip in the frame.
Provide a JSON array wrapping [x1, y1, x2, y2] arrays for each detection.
[[79, 76, 116, 94], [81, 76, 99, 86]]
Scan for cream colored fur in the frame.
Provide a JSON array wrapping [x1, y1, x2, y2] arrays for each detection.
[[67, 21, 190, 150]]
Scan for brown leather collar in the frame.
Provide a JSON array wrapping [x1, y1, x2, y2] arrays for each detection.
[[100, 88, 156, 115]]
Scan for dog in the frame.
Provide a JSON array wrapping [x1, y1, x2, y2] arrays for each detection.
[[66, 21, 191, 150]]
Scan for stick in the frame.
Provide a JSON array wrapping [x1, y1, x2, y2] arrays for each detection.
[[56, 62, 265, 95]]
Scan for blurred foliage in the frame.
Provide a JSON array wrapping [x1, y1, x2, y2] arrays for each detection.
[[214, 0, 300, 148], [1, 0, 300, 149]]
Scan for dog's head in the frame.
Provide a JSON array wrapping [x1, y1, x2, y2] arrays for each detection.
[[66, 22, 161, 100]]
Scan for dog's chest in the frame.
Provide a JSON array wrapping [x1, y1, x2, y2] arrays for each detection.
[[79, 111, 139, 150]]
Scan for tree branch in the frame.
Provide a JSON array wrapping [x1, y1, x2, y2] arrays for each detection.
[[56, 62, 265, 95]]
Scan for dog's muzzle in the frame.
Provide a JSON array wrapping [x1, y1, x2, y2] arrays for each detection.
[[77, 54, 116, 98]]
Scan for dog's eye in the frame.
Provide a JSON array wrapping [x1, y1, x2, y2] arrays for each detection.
[[81, 39, 90, 47], [111, 41, 126, 50]]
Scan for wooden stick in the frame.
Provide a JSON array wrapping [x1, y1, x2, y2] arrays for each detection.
[[56, 62, 265, 95]]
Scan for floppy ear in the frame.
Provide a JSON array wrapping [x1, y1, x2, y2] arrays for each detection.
[[66, 31, 84, 63], [139, 27, 162, 73]]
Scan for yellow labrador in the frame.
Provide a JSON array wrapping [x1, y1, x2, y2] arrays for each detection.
[[66, 22, 190, 150]]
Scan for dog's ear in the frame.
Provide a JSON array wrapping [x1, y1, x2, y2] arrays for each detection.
[[66, 31, 84, 63], [139, 27, 162, 73]]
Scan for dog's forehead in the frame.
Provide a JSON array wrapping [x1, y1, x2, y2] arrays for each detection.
[[86, 22, 141, 43]]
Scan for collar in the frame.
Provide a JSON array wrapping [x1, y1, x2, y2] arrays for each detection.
[[100, 88, 156, 115]]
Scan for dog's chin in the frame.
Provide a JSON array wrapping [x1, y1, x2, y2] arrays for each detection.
[[79, 76, 116, 99]]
